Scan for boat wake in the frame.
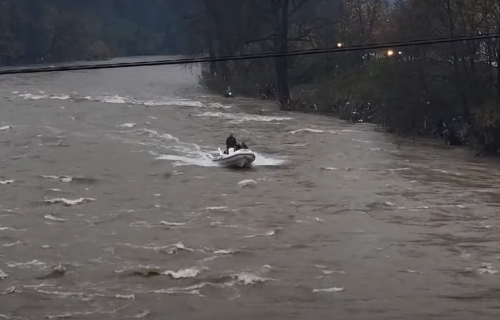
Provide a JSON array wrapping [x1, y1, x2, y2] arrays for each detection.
[[154, 150, 286, 167], [117, 126, 285, 168]]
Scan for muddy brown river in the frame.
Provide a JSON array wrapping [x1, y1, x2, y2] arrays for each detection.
[[0, 57, 499, 319]]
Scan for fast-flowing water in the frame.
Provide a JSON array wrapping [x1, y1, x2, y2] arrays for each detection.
[[0, 57, 499, 320]]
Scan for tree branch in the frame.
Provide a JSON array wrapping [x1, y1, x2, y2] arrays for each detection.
[[289, 0, 312, 18]]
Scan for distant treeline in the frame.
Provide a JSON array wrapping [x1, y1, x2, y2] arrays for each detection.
[[184, 0, 500, 155], [0, 0, 193, 65]]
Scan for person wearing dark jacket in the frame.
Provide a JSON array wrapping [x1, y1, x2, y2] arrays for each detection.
[[226, 133, 237, 153]]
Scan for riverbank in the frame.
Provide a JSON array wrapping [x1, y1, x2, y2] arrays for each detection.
[[202, 74, 500, 157]]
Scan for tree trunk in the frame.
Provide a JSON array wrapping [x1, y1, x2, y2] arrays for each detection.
[[497, 40, 500, 93], [272, 0, 291, 110], [204, 0, 228, 83], [445, 0, 469, 120], [207, 35, 217, 76], [483, 1, 495, 92]]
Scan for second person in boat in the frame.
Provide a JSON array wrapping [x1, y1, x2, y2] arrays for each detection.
[[225, 133, 249, 154]]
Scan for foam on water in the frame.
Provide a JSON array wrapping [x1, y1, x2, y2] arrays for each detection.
[[3, 241, 22, 247], [44, 214, 67, 222], [238, 179, 257, 188], [84, 94, 234, 110], [289, 128, 336, 134], [83, 94, 207, 108], [0, 126, 12, 131], [118, 123, 136, 128], [155, 153, 217, 167], [156, 151, 286, 167], [253, 153, 287, 166], [313, 287, 345, 293], [134, 310, 150, 319], [160, 221, 187, 227], [18, 92, 71, 100], [207, 102, 232, 109], [162, 267, 203, 279], [197, 111, 292, 123], [18, 93, 50, 100], [144, 99, 203, 108], [45, 198, 95, 206], [352, 139, 371, 143], [7, 259, 47, 269], [15, 91, 232, 110]]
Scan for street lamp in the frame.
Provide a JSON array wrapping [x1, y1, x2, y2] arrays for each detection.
[[337, 42, 343, 47], [387, 50, 394, 56]]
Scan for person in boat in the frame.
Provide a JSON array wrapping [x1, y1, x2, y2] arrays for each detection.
[[225, 133, 237, 153]]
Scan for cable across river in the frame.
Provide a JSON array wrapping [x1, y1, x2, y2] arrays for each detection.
[[0, 33, 499, 75]]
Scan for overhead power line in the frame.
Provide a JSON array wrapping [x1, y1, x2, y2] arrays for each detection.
[[0, 33, 499, 75]]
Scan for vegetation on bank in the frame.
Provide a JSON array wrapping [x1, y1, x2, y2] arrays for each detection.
[[0, 0, 192, 66], [186, 0, 500, 155]]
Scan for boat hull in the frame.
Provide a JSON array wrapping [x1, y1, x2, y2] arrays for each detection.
[[212, 149, 256, 168]]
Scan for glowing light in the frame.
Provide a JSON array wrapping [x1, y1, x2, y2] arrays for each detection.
[[387, 50, 394, 56], [337, 42, 343, 47]]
